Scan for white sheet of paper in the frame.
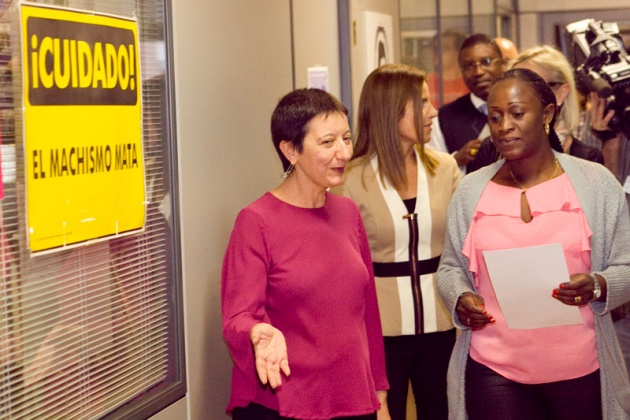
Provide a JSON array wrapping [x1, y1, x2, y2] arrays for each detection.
[[483, 243, 583, 329]]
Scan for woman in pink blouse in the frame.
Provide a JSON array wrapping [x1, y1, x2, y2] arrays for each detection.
[[222, 88, 390, 420], [437, 68, 630, 419]]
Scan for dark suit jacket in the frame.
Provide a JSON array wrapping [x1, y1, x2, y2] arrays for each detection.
[[438, 94, 487, 153]]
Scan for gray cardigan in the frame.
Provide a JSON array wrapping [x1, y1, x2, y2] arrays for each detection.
[[437, 151, 630, 419]]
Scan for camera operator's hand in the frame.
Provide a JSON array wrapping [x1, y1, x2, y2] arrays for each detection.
[[588, 92, 616, 131], [588, 92, 621, 177]]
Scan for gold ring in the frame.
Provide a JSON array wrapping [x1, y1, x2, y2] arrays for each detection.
[[469, 149, 477, 157], [575, 296, 582, 304]]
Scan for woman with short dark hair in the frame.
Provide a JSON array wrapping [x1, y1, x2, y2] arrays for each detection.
[[222, 88, 390, 419]]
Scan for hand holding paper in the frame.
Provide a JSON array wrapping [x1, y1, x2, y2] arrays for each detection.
[[456, 292, 495, 329], [482, 243, 583, 329], [552, 273, 603, 306]]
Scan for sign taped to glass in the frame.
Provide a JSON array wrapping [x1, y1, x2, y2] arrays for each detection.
[[20, 3, 145, 253]]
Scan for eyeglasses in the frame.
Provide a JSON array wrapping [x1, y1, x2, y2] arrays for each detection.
[[460, 57, 501, 73]]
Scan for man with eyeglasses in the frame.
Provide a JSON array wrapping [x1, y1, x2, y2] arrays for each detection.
[[427, 34, 504, 174]]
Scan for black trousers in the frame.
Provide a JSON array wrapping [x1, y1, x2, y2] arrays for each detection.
[[465, 356, 602, 420], [232, 403, 377, 420], [383, 329, 455, 420]]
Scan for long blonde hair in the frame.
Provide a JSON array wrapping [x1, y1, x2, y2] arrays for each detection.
[[508, 45, 580, 133], [352, 64, 437, 190]]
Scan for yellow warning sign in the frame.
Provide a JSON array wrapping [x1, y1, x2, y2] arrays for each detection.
[[21, 3, 145, 252]]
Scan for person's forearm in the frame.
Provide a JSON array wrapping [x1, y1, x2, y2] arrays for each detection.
[[376, 390, 390, 420], [601, 134, 621, 178]]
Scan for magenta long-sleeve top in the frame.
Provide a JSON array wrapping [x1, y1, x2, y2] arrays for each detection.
[[221, 192, 389, 419]]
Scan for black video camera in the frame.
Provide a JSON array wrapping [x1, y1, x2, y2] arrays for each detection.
[[565, 19, 630, 137]]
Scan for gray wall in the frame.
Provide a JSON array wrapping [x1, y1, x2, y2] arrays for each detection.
[[293, 1, 342, 97], [168, 1, 292, 418]]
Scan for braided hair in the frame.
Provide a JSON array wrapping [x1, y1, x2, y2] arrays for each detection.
[[492, 68, 564, 153]]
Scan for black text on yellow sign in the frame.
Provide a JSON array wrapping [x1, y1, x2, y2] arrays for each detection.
[[26, 18, 137, 105], [32, 143, 140, 179]]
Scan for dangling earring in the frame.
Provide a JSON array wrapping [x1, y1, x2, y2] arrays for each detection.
[[544, 123, 550, 135], [281, 163, 294, 179]]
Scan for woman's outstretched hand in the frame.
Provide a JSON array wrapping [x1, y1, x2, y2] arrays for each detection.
[[250, 323, 291, 388]]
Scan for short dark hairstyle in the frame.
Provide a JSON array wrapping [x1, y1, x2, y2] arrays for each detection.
[[459, 33, 502, 59], [271, 88, 348, 171], [491, 68, 563, 152]]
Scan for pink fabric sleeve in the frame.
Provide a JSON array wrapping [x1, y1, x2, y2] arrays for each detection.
[[462, 212, 481, 288], [221, 208, 272, 398], [357, 213, 389, 392]]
